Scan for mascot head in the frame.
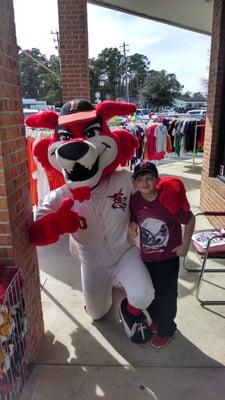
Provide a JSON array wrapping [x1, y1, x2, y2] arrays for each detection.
[[25, 99, 138, 201]]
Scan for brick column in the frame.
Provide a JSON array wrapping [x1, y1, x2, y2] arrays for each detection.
[[200, 0, 225, 227], [58, 0, 90, 102], [0, 0, 44, 359]]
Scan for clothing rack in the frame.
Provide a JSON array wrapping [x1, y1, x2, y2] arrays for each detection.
[[25, 128, 52, 138], [169, 117, 205, 164]]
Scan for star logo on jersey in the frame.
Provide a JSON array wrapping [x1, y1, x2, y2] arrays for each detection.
[[107, 189, 127, 211]]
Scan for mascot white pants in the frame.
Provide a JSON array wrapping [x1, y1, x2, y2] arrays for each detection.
[[81, 246, 154, 320]]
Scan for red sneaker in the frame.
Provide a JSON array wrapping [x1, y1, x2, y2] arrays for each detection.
[[151, 333, 175, 349], [149, 323, 159, 334]]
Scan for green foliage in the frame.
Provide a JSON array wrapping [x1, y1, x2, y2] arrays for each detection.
[[89, 49, 183, 108], [141, 69, 183, 109], [89, 48, 150, 103], [177, 90, 206, 101], [19, 48, 62, 104], [89, 47, 123, 102], [192, 91, 206, 101], [180, 91, 192, 99], [19, 47, 184, 109], [127, 53, 150, 100], [42, 55, 62, 104]]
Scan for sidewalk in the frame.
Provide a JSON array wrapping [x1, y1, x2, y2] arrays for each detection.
[[21, 156, 225, 400]]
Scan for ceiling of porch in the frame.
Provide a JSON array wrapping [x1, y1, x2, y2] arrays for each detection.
[[90, 0, 213, 35]]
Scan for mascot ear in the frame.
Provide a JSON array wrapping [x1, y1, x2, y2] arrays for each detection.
[[96, 101, 136, 121], [33, 137, 53, 170], [114, 129, 138, 166], [157, 177, 190, 214], [25, 110, 58, 129]]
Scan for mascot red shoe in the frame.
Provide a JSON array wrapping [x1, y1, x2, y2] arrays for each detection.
[[26, 99, 189, 343]]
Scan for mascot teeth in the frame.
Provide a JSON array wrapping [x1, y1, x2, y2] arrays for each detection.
[[78, 144, 97, 170], [65, 158, 99, 182], [56, 156, 75, 170]]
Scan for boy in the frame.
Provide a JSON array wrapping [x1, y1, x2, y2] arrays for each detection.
[[130, 161, 195, 348]]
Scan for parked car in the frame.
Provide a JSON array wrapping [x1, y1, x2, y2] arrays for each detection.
[[23, 108, 39, 119], [117, 116, 129, 125], [134, 108, 150, 122], [185, 109, 207, 118], [23, 109, 48, 137]]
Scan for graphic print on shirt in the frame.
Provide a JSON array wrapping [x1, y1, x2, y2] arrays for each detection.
[[140, 217, 169, 253], [107, 188, 127, 211]]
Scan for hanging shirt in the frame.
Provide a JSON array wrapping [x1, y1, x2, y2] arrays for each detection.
[[155, 124, 167, 153], [32, 158, 50, 206], [27, 137, 38, 206]]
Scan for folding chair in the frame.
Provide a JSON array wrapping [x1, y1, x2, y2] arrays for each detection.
[[183, 211, 225, 305]]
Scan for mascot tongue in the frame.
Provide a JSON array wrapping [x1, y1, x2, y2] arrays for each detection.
[[70, 186, 91, 202]]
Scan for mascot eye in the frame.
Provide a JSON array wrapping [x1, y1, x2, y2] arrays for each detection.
[[84, 127, 101, 139], [57, 129, 72, 141]]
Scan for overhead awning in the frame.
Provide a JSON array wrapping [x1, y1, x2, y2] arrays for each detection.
[[90, 0, 213, 35]]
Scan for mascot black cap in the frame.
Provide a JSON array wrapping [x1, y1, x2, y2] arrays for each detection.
[[60, 99, 95, 115], [59, 98, 97, 126]]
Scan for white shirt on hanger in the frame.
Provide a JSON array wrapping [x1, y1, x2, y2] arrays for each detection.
[[155, 123, 167, 153]]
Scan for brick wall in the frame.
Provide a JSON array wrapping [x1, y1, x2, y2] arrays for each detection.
[[58, 0, 90, 102], [201, 0, 225, 227], [0, 0, 44, 360]]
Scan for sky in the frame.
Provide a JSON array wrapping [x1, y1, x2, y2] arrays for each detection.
[[13, 0, 211, 93]]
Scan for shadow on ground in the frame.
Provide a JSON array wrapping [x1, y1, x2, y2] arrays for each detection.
[[22, 299, 225, 400]]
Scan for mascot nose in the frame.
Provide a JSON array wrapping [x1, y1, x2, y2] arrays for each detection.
[[57, 141, 89, 161]]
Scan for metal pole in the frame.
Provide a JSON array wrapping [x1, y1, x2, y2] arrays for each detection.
[[51, 30, 61, 74], [193, 122, 198, 166], [125, 61, 129, 102], [121, 42, 129, 102]]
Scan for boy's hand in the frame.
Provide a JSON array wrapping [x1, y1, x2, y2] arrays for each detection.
[[129, 221, 139, 240], [172, 243, 189, 257]]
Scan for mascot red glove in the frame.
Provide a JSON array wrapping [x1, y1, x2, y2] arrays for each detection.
[[157, 176, 190, 214], [29, 198, 85, 246]]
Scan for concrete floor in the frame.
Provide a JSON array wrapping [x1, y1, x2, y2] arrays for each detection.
[[21, 155, 225, 400]]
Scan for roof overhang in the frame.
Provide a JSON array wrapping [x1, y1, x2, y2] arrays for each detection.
[[89, 0, 213, 35]]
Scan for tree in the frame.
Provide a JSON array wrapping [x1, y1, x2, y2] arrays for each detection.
[[192, 92, 205, 100], [141, 70, 183, 109], [127, 53, 150, 100], [19, 48, 47, 99], [178, 91, 192, 99], [19, 48, 61, 104], [40, 55, 62, 104], [89, 48, 123, 102], [89, 57, 103, 102], [200, 78, 208, 96], [89, 48, 151, 103]]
